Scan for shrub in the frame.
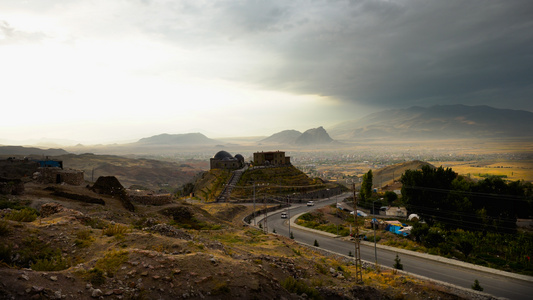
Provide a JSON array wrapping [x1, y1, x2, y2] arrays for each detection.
[[0, 243, 13, 264], [393, 254, 403, 270], [0, 199, 30, 210], [31, 256, 70, 271], [83, 217, 107, 229], [0, 220, 10, 236], [18, 236, 60, 268], [211, 281, 230, 295], [472, 279, 483, 291], [4, 208, 38, 222], [102, 224, 130, 237], [315, 263, 328, 275], [281, 277, 321, 300], [1, 235, 68, 270], [75, 230, 95, 248], [95, 250, 129, 277], [299, 213, 315, 222], [366, 235, 381, 243], [85, 268, 106, 285]]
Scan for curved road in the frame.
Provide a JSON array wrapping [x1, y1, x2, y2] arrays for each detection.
[[254, 193, 533, 300]]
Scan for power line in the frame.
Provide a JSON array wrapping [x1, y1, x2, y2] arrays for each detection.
[[406, 203, 518, 223], [402, 185, 530, 203], [232, 183, 332, 189]]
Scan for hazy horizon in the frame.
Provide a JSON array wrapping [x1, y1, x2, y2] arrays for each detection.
[[2, 1, 532, 145]]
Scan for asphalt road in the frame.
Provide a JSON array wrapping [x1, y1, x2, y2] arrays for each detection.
[[254, 193, 533, 300]]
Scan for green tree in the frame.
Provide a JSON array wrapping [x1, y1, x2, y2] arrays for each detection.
[[457, 240, 473, 259], [424, 226, 445, 248], [471, 176, 520, 233], [180, 182, 195, 197], [410, 222, 429, 243], [400, 165, 457, 226], [472, 279, 483, 291], [393, 254, 403, 270], [384, 191, 398, 205], [361, 170, 373, 202]]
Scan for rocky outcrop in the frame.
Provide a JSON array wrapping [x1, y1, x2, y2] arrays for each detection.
[[39, 202, 85, 220], [0, 177, 24, 195], [295, 126, 334, 145]]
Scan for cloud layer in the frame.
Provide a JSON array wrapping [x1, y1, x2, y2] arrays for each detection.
[[193, 0, 533, 110], [1, 0, 532, 143]]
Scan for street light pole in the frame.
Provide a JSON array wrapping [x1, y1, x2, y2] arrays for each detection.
[[373, 200, 378, 268], [253, 183, 256, 226], [353, 185, 363, 283], [287, 196, 291, 237]]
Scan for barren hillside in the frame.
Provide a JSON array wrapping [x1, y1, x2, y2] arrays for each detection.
[[0, 180, 495, 299]]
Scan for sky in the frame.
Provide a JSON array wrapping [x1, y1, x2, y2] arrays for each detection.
[[1, 0, 532, 145]]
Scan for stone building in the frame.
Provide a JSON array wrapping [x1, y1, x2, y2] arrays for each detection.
[[37, 167, 85, 185], [253, 151, 291, 166], [210, 151, 245, 170]]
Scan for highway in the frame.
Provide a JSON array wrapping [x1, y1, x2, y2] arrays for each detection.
[[254, 193, 533, 300]]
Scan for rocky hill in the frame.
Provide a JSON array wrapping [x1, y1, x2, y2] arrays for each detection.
[[373, 160, 434, 189], [0, 153, 205, 192], [259, 130, 302, 144], [0, 179, 491, 299], [260, 127, 335, 146], [135, 133, 220, 146], [58, 153, 204, 192], [329, 104, 533, 140], [295, 126, 334, 146], [0, 146, 68, 156]]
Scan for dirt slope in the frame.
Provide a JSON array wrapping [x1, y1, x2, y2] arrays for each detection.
[[0, 182, 494, 300]]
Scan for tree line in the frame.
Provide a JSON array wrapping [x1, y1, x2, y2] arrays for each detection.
[[400, 165, 532, 234]]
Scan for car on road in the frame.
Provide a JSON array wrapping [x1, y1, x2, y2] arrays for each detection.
[[281, 212, 287, 219], [307, 201, 315, 206]]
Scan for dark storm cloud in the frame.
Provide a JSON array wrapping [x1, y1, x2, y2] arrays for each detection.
[[182, 0, 533, 111]]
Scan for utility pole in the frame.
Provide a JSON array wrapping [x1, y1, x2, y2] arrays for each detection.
[[373, 219, 378, 269], [373, 198, 378, 269], [353, 183, 363, 284], [287, 196, 291, 237], [264, 201, 268, 233], [253, 183, 256, 226]]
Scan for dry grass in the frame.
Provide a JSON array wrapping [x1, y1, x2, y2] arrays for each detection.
[[434, 159, 533, 182]]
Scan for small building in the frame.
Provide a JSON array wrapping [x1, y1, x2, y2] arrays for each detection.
[[384, 206, 407, 217], [36, 160, 63, 169], [253, 151, 290, 166], [37, 167, 85, 185]]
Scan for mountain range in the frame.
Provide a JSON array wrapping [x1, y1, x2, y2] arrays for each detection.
[[328, 104, 533, 140], [1, 105, 532, 155], [0, 146, 68, 157], [135, 133, 220, 146], [259, 127, 334, 146]]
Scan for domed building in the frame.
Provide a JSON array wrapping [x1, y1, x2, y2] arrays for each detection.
[[210, 151, 245, 170]]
